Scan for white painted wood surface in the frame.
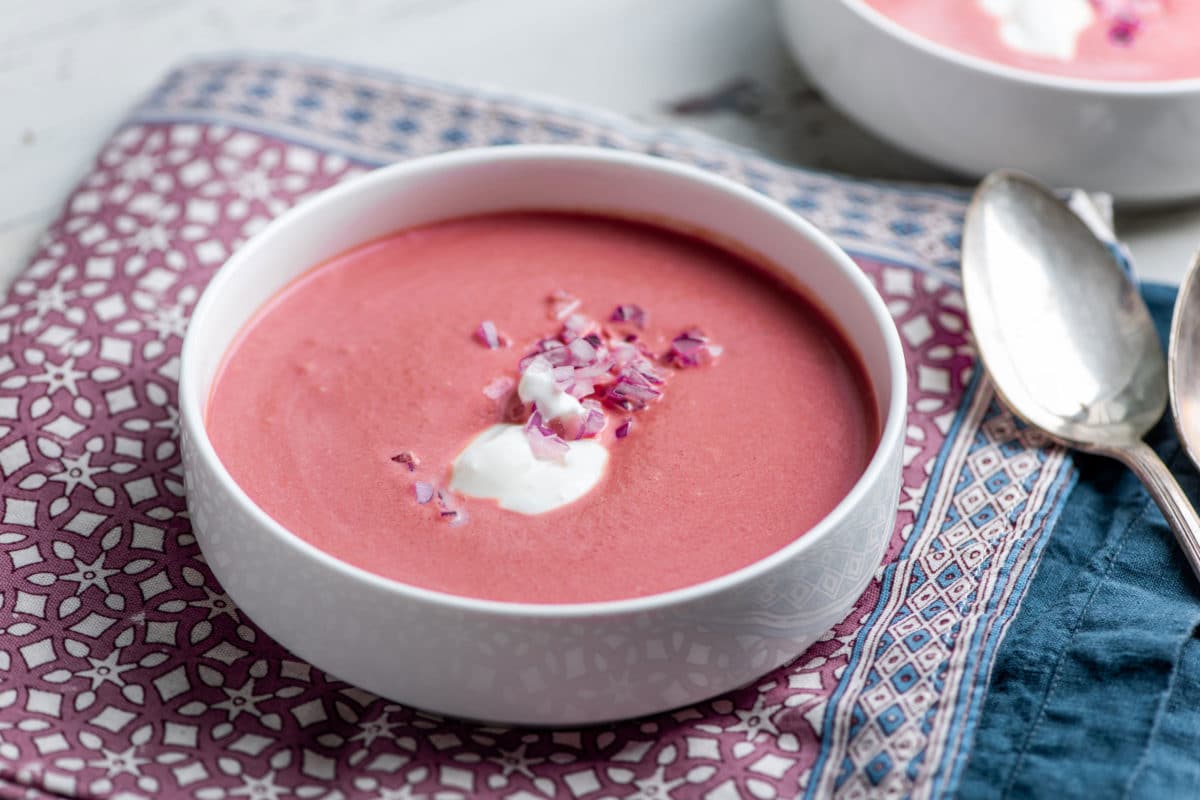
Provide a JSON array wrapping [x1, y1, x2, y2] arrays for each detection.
[[2, 0, 1198, 285]]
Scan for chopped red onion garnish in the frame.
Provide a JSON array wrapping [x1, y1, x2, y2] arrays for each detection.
[[391, 451, 420, 471], [610, 304, 648, 329], [548, 290, 582, 321], [524, 413, 571, 463], [568, 336, 597, 364], [609, 340, 640, 368], [603, 360, 664, 411], [604, 376, 661, 411], [482, 375, 515, 400], [519, 339, 572, 372], [552, 364, 576, 385], [578, 400, 607, 439], [434, 293, 727, 522], [552, 407, 585, 441], [561, 313, 592, 342], [572, 361, 610, 380], [403, 293, 725, 521], [474, 320, 508, 350], [433, 488, 470, 526], [666, 328, 723, 368], [522, 354, 554, 382], [627, 355, 665, 385], [1108, 14, 1141, 44], [1090, 0, 1160, 45], [566, 379, 595, 400]]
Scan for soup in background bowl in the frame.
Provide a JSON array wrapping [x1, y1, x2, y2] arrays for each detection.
[[863, 0, 1200, 82], [179, 146, 907, 725]]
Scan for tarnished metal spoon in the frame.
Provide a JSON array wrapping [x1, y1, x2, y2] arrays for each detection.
[[1170, 254, 1200, 472], [963, 170, 1200, 582]]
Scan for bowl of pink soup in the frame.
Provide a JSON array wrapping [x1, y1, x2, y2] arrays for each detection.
[[179, 146, 906, 725], [778, 0, 1200, 203]]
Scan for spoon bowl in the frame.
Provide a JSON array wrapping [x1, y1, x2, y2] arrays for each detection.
[[1170, 253, 1200, 471], [964, 170, 1200, 581]]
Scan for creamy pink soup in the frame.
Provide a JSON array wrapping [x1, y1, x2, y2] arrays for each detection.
[[863, 0, 1200, 81], [207, 213, 878, 603]]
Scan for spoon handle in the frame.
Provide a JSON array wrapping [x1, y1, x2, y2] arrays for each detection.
[[1114, 440, 1200, 582]]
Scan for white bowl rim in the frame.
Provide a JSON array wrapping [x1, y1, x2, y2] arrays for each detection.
[[180, 144, 908, 620], [838, 0, 1200, 95]]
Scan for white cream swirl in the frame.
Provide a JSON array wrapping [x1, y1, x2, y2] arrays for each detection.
[[979, 0, 1095, 61], [448, 424, 608, 515]]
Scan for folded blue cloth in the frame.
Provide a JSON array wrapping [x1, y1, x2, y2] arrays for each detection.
[[960, 283, 1200, 798]]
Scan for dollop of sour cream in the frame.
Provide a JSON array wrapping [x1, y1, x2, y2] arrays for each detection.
[[449, 355, 608, 514], [978, 0, 1095, 61], [449, 425, 608, 515]]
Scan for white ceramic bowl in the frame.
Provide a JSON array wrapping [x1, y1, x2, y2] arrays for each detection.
[[778, 0, 1200, 204], [179, 146, 907, 726]]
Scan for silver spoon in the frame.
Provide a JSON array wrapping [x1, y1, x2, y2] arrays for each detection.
[[963, 170, 1200, 582], [1170, 253, 1200, 471]]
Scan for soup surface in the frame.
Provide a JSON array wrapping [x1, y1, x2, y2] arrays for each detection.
[[862, 0, 1200, 81], [207, 213, 878, 603]]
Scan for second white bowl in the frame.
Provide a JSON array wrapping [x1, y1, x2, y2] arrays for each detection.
[[779, 0, 1200, 204]]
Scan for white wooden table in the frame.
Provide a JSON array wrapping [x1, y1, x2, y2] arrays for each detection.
[[3, 0, 1198, 286]]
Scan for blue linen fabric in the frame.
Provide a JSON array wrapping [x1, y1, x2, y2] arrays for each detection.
[[960, 283, 1200, 799]]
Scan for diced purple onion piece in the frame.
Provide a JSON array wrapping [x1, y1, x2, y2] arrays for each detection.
[[667, 328, 721, 368], [610, 303, 648, 329], [391, 451, 420, 471], [1109, 15, 1141, 45], [526, 424, 570, 463], [474, 320, 507, 350], [562, 313, 592, 342], [573, 361, 612, 380], [615, 418, 633, 439], [610, 341, 639, 368], [552, 365, 576, 387], [567, 379, 596, 399], [414, 481, 435, 504], [520, 340, 572, 372], [482, 375, 515, 400], [520, 355, 553, 383], [628, 356, 665, 384], [549, 290, 582, 321], [604, 372, 662, 411], [568, 337, 597, 365], [578, 401, 607, 439]]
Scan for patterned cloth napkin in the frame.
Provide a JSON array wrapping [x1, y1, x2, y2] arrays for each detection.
[[0, 56, 1077, 799]]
